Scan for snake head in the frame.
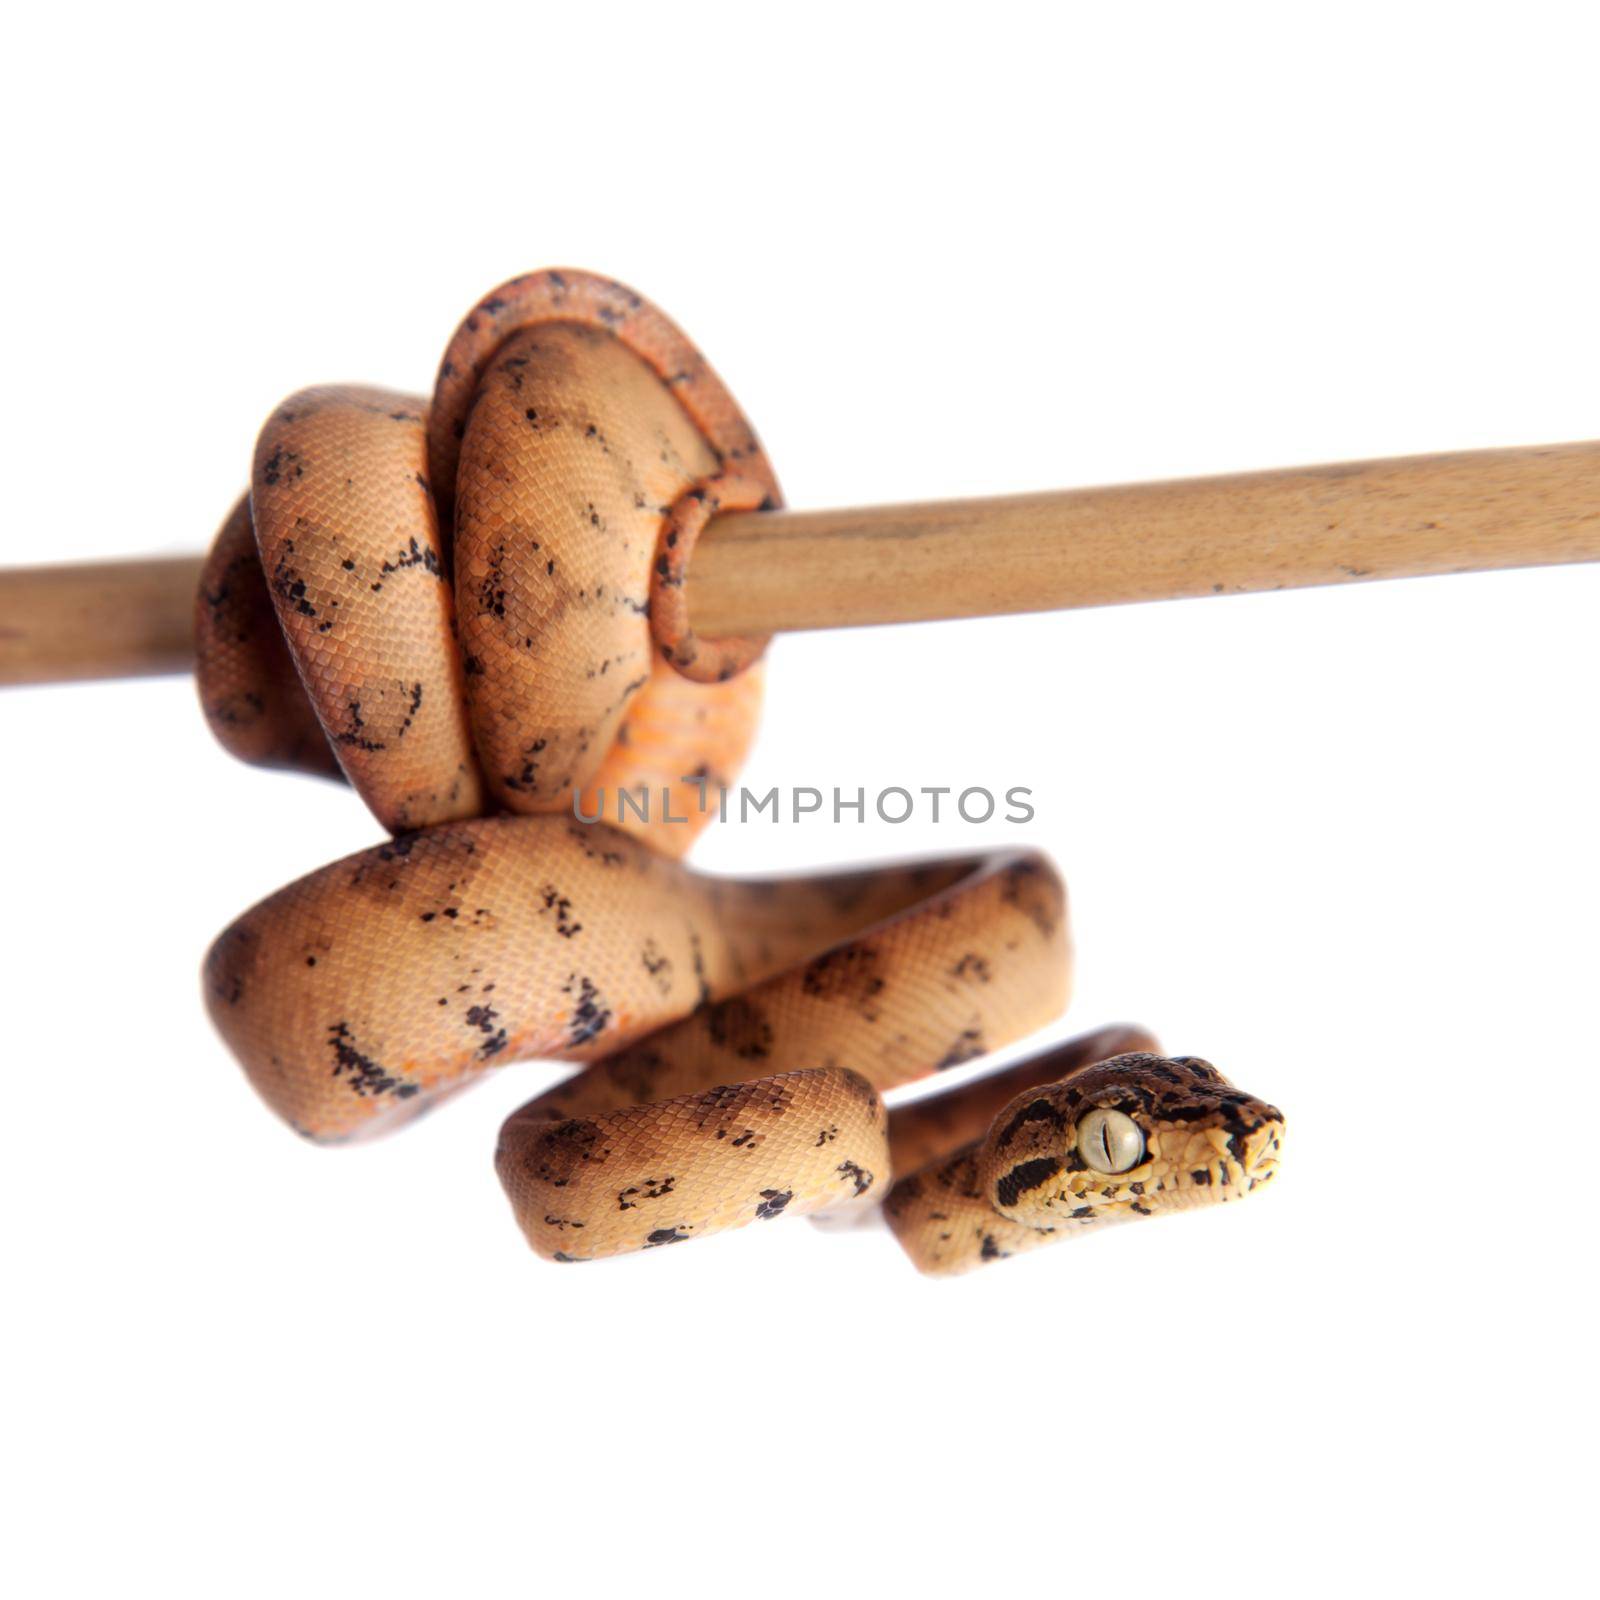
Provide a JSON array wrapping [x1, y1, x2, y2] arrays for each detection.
[[975, 1052, 1284, 1234]]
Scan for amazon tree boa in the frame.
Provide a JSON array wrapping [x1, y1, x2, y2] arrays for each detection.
[[195, 269, 1283, 1272]]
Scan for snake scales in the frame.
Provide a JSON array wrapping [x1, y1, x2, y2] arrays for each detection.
[[194, 269, 1283, 1272]]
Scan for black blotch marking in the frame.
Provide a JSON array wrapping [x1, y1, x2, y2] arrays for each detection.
[[800, 947, 885, 1020], [327, 1021, 417, 1099], [380, 537, 442, 580], [270, 542, 317, 619], [837, 1160, 873, 1197], [1000, 859, 1060, 939], [526, 1119, 605, 1187], [464, 1003, 508, 1059], [994, 1095, 1067, 1151], [640, 939, 672, 995], [706, 996, 774, 1060], [504, 737, 547, 794], [995, 1156, 1063, 1209], [563, 975, 612, 1047], [936, 1027, 985, 1070], [333, 697, 384, 752], [539, 884, 582, 939], [260, 446, 303, 487], [618, 1175, 676, 1211]]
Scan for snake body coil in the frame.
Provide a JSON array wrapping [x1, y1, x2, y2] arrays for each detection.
[[194, 269, 1284, 1272]]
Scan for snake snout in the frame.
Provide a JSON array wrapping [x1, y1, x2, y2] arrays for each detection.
[[1220, 1104, 1285, 1197]]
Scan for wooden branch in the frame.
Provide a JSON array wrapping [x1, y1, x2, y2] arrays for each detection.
[[0, 556, 203, 685], [685, 441, 1600, 636], [2, 441, 1597, 686]]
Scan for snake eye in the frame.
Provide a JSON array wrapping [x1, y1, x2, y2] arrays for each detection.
[[1077, 1107, 1144, 1174]]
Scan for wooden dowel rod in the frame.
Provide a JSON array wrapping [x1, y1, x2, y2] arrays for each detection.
[[0, 556, 203, 685], [2, 441, 1598, 687], [687, 441, 1600, 636]]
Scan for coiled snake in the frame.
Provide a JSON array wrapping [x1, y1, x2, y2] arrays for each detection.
[[195, 269, 1283, 1272]]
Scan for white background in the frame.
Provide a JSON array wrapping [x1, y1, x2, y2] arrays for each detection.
[[3, 4, 1596, 1595]]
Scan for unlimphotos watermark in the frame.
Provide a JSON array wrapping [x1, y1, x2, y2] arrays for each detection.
[[574, 778, 1035, 826]]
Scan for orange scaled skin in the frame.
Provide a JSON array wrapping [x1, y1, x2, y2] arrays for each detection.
[[195, 268, 777, 856], [194, 269, 1286, 1268]]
